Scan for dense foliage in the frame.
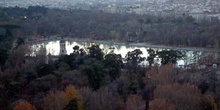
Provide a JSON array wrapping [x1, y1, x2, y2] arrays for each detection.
[[0, 38, 219, 110], [0, 5, 220, 110], [1, 6, 220, 48]]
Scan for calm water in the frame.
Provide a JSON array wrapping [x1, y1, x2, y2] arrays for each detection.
[[31, 40, 203, 66]]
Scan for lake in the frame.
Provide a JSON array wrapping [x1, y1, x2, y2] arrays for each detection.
[[30, 39, 204, 67]]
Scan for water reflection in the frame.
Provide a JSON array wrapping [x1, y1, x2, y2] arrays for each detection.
[[31, 40, 203, 66]]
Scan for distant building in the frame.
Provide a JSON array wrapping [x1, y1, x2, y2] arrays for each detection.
[[59, 39, 67, 55], [189, 12, 220, 22], [103, 5, 118, 13]]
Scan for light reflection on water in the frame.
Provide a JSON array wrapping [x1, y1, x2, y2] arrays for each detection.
[[31, 40, 202, 66]]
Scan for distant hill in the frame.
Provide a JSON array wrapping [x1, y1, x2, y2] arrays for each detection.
[[0, 0, 219, 13]]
